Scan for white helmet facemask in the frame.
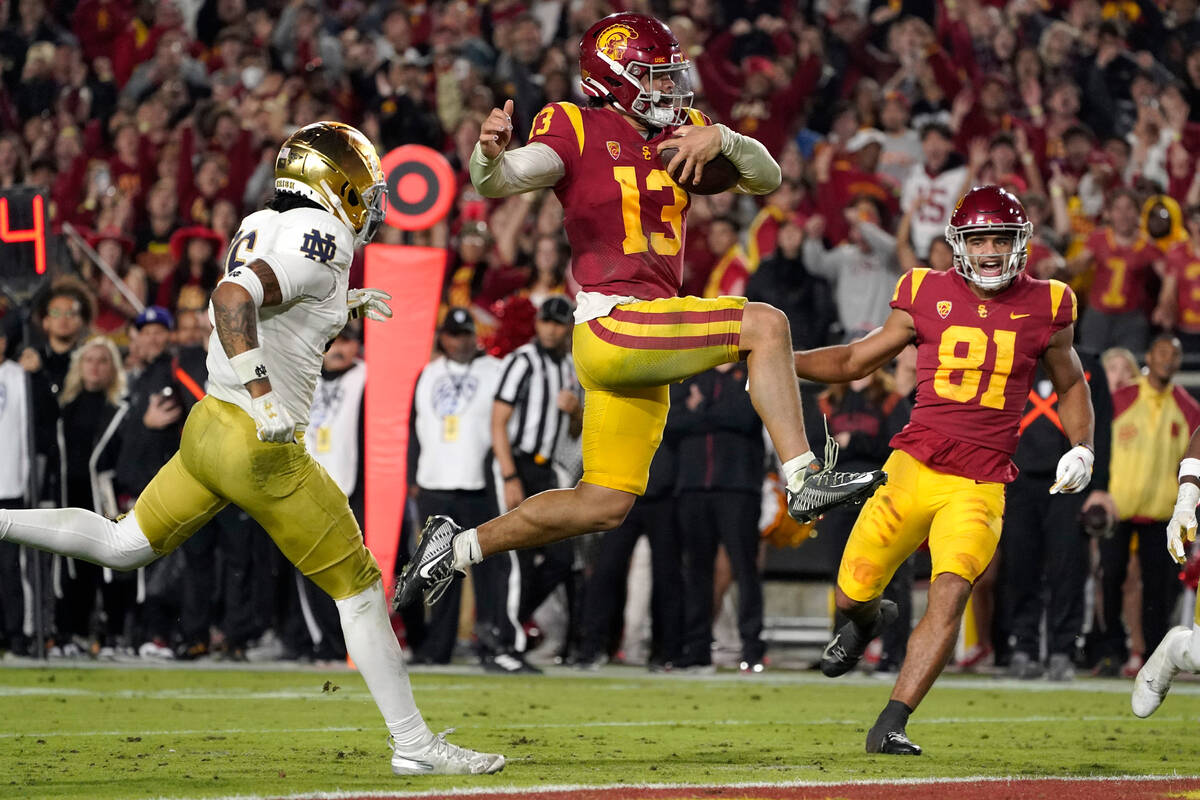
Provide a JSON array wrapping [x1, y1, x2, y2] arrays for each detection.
[[945, 222, 1032, 289]]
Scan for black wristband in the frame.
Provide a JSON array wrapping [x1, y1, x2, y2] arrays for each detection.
[[502, 473, 519, 482]]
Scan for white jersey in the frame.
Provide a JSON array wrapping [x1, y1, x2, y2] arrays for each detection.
[[206, 207, 353, 430], [900, 164, 967, 259], [306, 360, 367, 495], [0, 360, 29, 499], [412, 354, 504, 491]]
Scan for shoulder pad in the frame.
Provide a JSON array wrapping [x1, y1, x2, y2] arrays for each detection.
[[274, 208, 353, 270], [1048, 279, 1077, 325], [529, 102, 586, 157]]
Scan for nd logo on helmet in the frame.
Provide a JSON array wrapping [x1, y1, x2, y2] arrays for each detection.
[[597, 24, 638, 61]]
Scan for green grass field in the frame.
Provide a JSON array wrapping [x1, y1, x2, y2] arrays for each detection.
[[2, 662, 1199, 800]]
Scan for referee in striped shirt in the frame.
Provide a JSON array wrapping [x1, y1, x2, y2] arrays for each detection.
[[476, 296, 582, 672]]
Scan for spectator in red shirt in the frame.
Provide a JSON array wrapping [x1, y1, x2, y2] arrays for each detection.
[[108, 121, 155, 212], [156, 226, 224, 313], [71, 0, 131, 65], [702, 217, 752, 298], [745, 178, 807, 271], [1162, 205, 1200, 363], [133, 179, 180, 299], [695, 16, 821, 157], [952, 74, 1028, 155], [814, 128, 900, 245], [1067, 188, 1169, 354]]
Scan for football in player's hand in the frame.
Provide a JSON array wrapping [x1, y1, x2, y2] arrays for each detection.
[[659, 149, 740, 195]]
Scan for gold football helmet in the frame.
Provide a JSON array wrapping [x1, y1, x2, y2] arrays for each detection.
[[274, 121, 386, 246]]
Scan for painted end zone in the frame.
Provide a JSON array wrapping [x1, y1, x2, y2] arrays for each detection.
[[267, 777, 1200, 800]]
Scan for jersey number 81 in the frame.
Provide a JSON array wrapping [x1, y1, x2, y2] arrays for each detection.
[[933, 325, 1016, 410]]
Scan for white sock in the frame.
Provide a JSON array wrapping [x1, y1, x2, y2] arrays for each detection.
[[783, 451, 817, 493], [1165, 624, 1200, 673], [334, 580, 432, 750], [0, 508, 156, 569], [451, 528, 482, 571]]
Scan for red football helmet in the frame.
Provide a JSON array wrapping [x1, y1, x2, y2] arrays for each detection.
[[945, 185, 1032, 289], [579, 13, 694, 128]]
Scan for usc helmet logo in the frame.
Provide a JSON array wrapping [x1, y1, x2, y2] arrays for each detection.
[[596, 24, 638, 61]]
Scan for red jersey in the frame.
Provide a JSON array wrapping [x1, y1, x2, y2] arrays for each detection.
[[1167, 241, 1200, 334], [1084, 228, 1163, 314], [529, 102, 708, 299], [889, 268, 1077, 483]]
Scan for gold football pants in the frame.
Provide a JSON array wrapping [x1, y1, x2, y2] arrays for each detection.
[[133, 396, 380, 600], [572, 295, 746, 495], [837, 449, 1005, 602]]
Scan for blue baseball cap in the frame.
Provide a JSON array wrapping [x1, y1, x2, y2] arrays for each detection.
[[134, 305, 175, 331]]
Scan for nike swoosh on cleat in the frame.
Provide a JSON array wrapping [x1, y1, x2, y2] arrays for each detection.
[[417, 560, 446, 580], [830, 474, 877, 488], [822, 633, 843, 661]]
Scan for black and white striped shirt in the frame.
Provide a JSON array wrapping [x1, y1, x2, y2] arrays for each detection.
[[495, 342, 579, 462]]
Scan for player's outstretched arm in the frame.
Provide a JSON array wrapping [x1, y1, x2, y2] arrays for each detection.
[[1042, 325, 1096, 494], [793, 309, 914, 384], [212, 259, 296, 443], [469, 99, 565, 198]]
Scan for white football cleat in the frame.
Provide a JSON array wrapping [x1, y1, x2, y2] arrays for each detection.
[[1132, 626, 1189, 718], [390, 730, 505, 775]]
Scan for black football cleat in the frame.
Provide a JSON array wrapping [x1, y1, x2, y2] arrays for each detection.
[[866, 726, 922, 755], [787, 426, 886, 523], [393, 515, 461, 610], [820, 599, 899, 678]]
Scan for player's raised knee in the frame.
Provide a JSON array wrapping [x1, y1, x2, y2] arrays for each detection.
[[741, 302, 791, 351], [577, 484, 636, 531]]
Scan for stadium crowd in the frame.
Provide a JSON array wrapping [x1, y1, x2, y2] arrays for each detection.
[[2, 0, 1200, 678]]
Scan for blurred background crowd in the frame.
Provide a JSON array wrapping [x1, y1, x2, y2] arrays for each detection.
[[2, 0, 1200, 679]]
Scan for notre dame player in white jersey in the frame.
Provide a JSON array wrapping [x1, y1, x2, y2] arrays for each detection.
[[0, 122, 504, 777]]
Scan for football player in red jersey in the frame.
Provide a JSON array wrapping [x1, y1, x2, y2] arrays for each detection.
[[1065, 187, 1169, 354], [395, 13, 886, 611], [793, 185, 1096, 755]]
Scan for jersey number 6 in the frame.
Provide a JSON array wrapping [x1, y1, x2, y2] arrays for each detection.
[[933, 325, 1016, 410]]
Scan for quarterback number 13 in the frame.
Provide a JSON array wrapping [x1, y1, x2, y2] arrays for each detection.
[[933, 325, 1016, 410], [613, 167, 687, 257]]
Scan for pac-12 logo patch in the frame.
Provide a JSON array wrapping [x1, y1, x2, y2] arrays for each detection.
[[607, 141, 621, 160], [596, 24, 638, 61], [936, 300, 951, 319]]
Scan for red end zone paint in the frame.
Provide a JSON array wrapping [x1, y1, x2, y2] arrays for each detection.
[[270, 777, 1200, 800]]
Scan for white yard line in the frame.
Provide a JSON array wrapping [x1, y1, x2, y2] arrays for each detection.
[[136, 773, 1200, 800]]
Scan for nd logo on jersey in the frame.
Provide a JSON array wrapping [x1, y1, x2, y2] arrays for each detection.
[[300, 229, 336, 263], [597, 24, 638, 60]]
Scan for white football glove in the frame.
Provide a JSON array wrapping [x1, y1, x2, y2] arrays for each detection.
[[1168, 482, 1200, 565], [347, 288, 393, 322], [250, 391, 296, 443], [1049, 444, 1094, 494]]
